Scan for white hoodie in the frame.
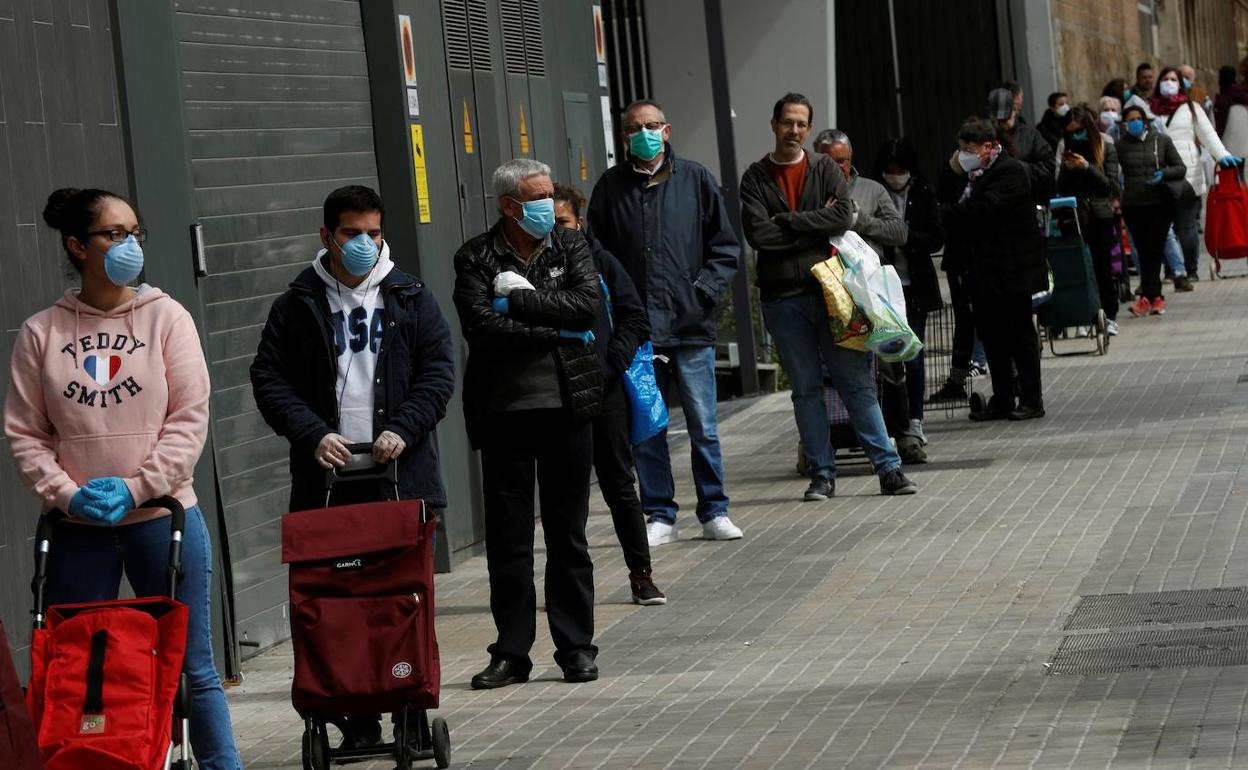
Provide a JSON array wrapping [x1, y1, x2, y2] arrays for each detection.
[[311, 242, 394, 447]]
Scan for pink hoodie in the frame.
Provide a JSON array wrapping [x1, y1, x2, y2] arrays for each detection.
[[4, 286, 210, 525]]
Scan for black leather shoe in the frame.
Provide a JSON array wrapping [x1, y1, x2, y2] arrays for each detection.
[[1009, 404, 1045, 421], [470, 658, 531, 690], [560, 651, 599, 683]]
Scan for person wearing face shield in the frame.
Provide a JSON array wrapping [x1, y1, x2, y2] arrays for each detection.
[[5, 188, 242, 769], [937, 119, 1047, 422], [587, 99, 743, 547], [250, 185, 455, 748], [1037, 91, 1071, 150], [452, 159, 605, 690], [987, 87, 1057, 203]]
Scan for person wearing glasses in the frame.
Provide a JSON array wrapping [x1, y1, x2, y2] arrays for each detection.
[[4, 188, 242, 769], [587, 99, 742, 547]]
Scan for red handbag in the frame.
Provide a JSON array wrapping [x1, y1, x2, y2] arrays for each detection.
[[1205, 165, 1248, 261]]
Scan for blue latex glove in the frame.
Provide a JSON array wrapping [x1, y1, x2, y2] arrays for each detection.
[[1146, 170, 1165, 186], [492, 296, 509, 315], [68, 486, 107, 522], [558, 329, 595, 345], [82, 477, 135, 525], [1220, 155, 1245, 168]]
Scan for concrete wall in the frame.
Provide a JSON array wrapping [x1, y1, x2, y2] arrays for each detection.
[[643, 0, 833, 185]]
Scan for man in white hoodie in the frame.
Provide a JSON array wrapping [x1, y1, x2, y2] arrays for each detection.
[[251, 185, 456, 750]]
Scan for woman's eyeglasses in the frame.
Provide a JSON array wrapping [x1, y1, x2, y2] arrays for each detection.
[[84, 227, 148, 244]]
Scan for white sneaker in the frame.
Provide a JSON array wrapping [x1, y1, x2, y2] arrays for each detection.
[[646, 519, 678, 547], [701, 516, 743, 541], [1106, 319, 1120, 336], [906, 418, 927, 446]]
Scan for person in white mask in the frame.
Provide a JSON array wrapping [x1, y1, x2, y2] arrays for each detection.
[[1037, 91, 1071, 150], [1096, 95, 1123, 140]]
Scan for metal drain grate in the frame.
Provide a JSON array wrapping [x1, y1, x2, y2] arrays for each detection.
[[1047, 626, 1248, 675], [1063, 587, 1248, 630]]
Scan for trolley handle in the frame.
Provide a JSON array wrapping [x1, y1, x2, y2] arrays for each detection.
[[323, 442, 400, 490], [32, 495, 187, 629]]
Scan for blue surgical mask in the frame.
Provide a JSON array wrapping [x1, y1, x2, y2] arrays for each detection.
[[629, 127, 665, 161], [337, 233, 380, 276], [1071, 130, 1089, 141], [104, 235, 144, 287], [1183, 77, 1192, 90], [1125, 118, 1146, 138], [513, 197, 555, 239]]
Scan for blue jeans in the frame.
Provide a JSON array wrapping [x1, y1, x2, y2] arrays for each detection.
[[762, 294, 901, 479], [634, 345, 729, 524], [1163, 226, 1188, 277], [45, 505, 243, 770], [902, 288, 927, 420]]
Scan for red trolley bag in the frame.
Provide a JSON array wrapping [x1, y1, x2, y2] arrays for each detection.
[[25, 498, 193, 770], [1205, 164, 1248, 278], [0, 617, 42, 770], [282, 444, 449, 769]]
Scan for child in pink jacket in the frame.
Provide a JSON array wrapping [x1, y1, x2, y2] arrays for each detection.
[[4, 188, 241, 770]]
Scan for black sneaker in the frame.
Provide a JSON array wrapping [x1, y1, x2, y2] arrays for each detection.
[[930, 379, 968, 401], [1174, 275, 1194, 292], [897, 436, 928, 465], [630, 574, 667, 606], [879, 468, 918, 495], [803, 475, 834, 501]]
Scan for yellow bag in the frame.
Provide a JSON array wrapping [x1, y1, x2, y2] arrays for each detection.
[[810, 250, 870, 351]]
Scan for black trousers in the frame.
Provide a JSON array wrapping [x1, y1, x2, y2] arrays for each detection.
[[481, 409, 596, 667], [971, 291, 1043, 410], [592, 384, 652, 576], [1085, 217, 1120, 321], [1123, 205, 1173, 301], [948, 273, 976, 372]]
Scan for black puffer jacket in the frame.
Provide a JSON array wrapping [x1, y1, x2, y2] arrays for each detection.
[[1115, 129, 1186, 209], [878, 174, 945, 313], [937, 155, 1047, 298], [452, 221, 602, 448], [1056, 135, 1122, 220], [589, 234, 649, 385]]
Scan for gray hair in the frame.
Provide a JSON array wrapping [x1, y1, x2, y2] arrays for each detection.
[[813, 129, 851, 152], [492, 158, 552, 200], [624, 99, 666, 124]]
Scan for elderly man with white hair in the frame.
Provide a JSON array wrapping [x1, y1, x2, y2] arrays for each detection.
[[452, 158, 604, 690]]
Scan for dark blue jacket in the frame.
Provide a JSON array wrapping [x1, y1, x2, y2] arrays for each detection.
[[250, 260, 456, 511], [586, 145, 739, 348], [589, 234, 650, 386]]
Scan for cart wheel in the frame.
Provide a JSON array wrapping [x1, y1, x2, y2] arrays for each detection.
[[302, 719, 330, 770], [432, 717, 451, 769], [969, 392, 986, 414]]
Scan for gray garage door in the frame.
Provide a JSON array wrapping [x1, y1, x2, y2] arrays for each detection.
[[175, 0, 381, 652]]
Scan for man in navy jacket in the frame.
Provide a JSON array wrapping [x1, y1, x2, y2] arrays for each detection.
[[587, 99, 743, 547]]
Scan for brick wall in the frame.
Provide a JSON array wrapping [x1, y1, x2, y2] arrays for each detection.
[[1051, 0, 1238, 109]]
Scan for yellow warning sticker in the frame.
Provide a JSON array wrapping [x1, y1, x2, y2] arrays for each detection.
[[580, 149, 588, 181], [462, 100, 474, 154], [411, 124, 432, 224], [519, 102, 530, 154]]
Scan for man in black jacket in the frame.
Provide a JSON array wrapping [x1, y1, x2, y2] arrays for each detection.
[[452, 159, 603, 690], [740, 93, 917, 502], [988, 87, 1056, 204], [250, 184, 456, 748], [587, 99, 742, 547], [938, 119, 1047, 421], [553, 183, 666, 607]]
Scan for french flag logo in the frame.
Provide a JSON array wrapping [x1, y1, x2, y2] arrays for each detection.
[[83, 354, 122, 386]]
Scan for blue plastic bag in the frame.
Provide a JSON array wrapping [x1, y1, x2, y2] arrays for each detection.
[[623, 341, 668, 445]]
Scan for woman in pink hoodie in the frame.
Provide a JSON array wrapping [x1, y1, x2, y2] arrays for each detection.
[[4, 188, 242, 769]]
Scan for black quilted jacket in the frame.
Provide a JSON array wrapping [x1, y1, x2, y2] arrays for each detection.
[[452, 221, 603, 448]]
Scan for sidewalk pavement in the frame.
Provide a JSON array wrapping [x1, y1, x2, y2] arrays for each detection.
[[230, 271, 1248, 769]]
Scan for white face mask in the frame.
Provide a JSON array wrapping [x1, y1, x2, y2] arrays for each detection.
[[957, 150, 982, 172], [1055, 103, 1071, 117], [1099, 110, 1120, 126], [882, 172, 911, 191], [1159, 79, 1180, 97]]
